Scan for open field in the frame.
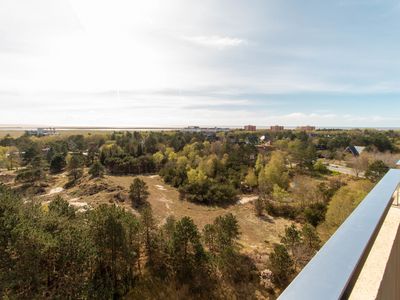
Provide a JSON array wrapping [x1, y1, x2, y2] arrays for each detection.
[[0, 131, 25, 138], [0, 128, 181, 138]]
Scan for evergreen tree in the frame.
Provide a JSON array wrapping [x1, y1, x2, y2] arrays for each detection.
[[50, 153, 67, 174], [89, 205, 140, 299], [171, 217, 205, 282], [129, 178, 150, 207], [267, 244, 294, 288], [89, 160, 105, 178], [66, 153, 84, 183], [365, 160, 389, 182]]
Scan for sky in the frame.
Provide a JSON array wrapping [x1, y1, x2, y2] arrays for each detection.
[[1, 0, 400, 128]]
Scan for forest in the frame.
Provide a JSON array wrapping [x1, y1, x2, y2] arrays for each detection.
[[0, 128, 399, 299]]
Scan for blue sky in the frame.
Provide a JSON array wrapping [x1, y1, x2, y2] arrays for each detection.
[[0, 0, 399, 127]]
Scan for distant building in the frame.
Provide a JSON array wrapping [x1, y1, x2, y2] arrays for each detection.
[[270, 125, 284, 131], [181, 126, 230, 133], [297, 125, 316, 132], [244, 125, 256, 131], [26, 128, 58, 137], [345, 145, 366, 157], [181, 126, 201, 132]]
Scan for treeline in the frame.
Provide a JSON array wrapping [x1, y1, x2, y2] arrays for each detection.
[[315, 130, 397, 154], [158, 140, 256, 205], [251, 129, 398, 153], [1, 131, 259, 205], [0, 185, 261, 299], [0, 129, 396, 205]]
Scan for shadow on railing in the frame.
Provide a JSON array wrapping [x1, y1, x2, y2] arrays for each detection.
[[278, 169, 400, 300]]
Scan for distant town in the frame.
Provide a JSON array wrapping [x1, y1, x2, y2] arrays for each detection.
[[21, 125, 316, 136]]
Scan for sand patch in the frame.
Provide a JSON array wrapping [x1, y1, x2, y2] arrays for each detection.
[[238, 195, 258, 205], [155, 184, 167, 191], [70, 201, 88, 207], [47, 187, 64, 195], [158, 197, 172, 203]]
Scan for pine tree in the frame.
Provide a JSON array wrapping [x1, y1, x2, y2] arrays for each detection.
[[129, 178, 150, 207]]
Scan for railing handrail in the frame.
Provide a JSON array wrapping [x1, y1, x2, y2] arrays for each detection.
[[278, 169, 400, 300]]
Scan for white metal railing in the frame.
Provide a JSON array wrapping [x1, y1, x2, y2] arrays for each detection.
[[278, 169, 400, 300]]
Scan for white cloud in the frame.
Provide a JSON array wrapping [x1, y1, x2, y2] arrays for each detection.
[[258, 112, 400, 127], [183, 35, 246, 49], [0, 0, 399, 127]]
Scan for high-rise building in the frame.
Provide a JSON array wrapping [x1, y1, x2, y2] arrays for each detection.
[[270, 125, 284, 131], [244, 125, 256, 131]]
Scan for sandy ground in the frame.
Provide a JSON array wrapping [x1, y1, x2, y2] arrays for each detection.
[[12, 171, 291, 255], [239, 195, 258, 205], [47, 187, 64, 195], [108, 175, 291, 253]]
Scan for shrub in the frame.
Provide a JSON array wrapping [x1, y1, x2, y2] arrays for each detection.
[[265, 201, 299, 220], [129, 178, 150, 207], [303, 202, 327, 226], [89, 161, 105, 178], [50, 154, 67, 174], [365, 160, 389, 182], [267, 244, 294, 288], [254, 198, 265, 216]]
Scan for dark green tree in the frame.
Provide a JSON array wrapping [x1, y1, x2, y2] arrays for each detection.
[[89, 205, 140, 299], [89, 160, 105, 178], [139, 204, 156, 264], [171, 217, 206, 283], [365, 160, 389, 182], [213, 213, 240, 252], [301, 224, 320, 253], [48, 196, 75, 218], [129, 178, 150, 207], [50, 154, 67, 174], [22, 145, 41, 165], [281, 224, 301, 267], [267, 244, 294, 288], [66, 154, 85, 184]]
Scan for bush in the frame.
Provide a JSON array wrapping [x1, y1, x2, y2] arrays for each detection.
[[50, 154, 67, 174], [16, 168, 45, 183], [254, 198, 265, 216], [129, 178, 150, 207], [68, 168, 83, 183], [303, 202, 327, 226], [365, 160, 389, 182], [324, 180, 373, 234], [267, 244, 294, 288], [89, 161, 105, 178], [265, 201, 299, 220], [180, 180, 237, 205], [313, 160, 330, 174]]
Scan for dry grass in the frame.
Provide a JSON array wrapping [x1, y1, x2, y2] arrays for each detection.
[[108, 174, 291, 254], [0, 131, 25, 138], [2, 168, 292, 256], [0, 129, 112, 139]]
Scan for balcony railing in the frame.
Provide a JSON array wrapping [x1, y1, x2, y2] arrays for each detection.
[[278, 169, 400, 300]]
